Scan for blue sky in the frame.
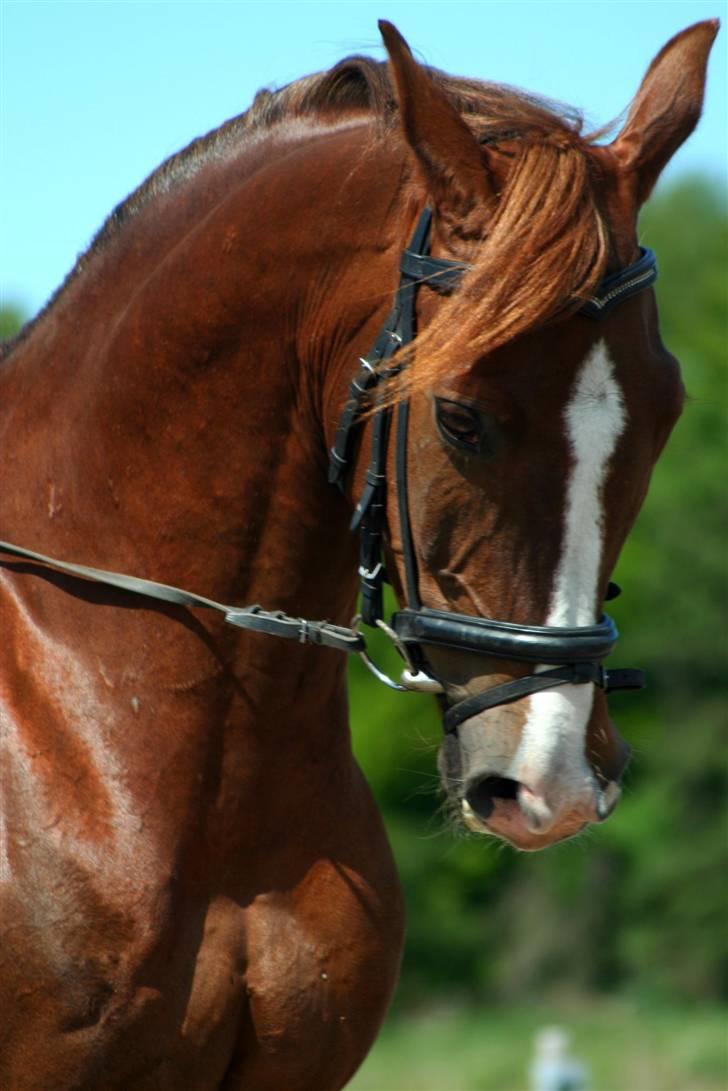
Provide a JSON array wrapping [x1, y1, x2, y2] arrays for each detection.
[[1, 0, 726, 316]]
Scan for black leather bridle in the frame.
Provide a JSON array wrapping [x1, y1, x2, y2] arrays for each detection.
[[329, 207, 657, 731], [0, 206, 657, 734]]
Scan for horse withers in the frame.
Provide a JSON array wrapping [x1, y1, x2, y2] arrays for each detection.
[[0, 18, 718, 1091]]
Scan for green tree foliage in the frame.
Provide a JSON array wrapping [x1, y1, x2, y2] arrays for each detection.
[[0, 301, 26, 342], [349, 177, 728, 1005]]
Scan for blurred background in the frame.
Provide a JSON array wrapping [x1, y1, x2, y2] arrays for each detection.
[[347, 174, 728, 1090], [2, 3, 726, 1089]]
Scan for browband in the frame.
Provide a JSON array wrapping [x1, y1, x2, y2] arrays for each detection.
[[579, 247, 658, 318]]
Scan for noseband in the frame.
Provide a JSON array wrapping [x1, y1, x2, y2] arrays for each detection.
[[0, 207, 656, 734], [329, 208, 655, 731]]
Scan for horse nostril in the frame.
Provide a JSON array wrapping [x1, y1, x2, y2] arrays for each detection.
[[465, 775, 519, 820]]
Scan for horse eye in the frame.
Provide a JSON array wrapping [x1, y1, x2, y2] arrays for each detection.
[[435, 399, 483, 452]]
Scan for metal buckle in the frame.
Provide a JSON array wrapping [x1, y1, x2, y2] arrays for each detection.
[[358, 561, 383, 582], [351, 616, 444, 694]]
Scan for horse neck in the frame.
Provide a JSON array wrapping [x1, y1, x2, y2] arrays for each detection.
[[0, 121, 414, 637]]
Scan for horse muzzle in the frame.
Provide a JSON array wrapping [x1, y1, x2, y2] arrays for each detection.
[[459, 770, 623, 850], [436, 673, 631, 849]]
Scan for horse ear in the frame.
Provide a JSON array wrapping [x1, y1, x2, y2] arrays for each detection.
[[608, 20, 719, 205], [379, 20, 496, 225]]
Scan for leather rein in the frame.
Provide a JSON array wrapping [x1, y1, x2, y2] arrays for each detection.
[[0, 207, 658, 733]]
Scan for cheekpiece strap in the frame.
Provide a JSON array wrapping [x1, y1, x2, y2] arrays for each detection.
[[328, 207, 463, 625], [399, 250, 468, 293], [328, 207, 462, 494], [328, 306, 402, 490]]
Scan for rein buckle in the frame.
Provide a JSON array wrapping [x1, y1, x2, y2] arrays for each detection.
[[352, 615, 445, 694]]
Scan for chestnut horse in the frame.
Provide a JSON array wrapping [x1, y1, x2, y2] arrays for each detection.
[[0, 19, 717, 1091]]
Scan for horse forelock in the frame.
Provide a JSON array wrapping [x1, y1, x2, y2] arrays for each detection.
[[387, 137, 612, 402]]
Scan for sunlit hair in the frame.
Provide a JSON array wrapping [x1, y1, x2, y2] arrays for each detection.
[[392, 134, 609, 401]]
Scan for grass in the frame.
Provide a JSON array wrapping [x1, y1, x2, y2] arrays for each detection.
[[348, 999, 728, 1091]]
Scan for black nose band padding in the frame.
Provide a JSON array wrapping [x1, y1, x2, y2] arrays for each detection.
[[391, 607, 619, 663]]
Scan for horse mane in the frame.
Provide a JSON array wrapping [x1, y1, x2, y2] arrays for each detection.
[[3, 55, 610, 371]]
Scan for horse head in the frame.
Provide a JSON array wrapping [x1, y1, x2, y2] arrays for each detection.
[[357, 20, 718, 850]]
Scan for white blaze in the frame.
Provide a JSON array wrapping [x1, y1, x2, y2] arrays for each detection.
[[549, 340, 627, 626], [514, 340, 627, 801]]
